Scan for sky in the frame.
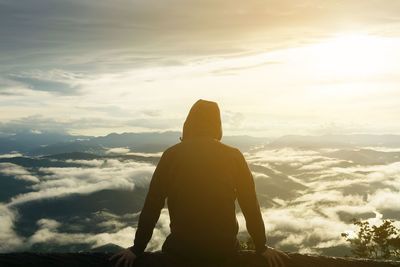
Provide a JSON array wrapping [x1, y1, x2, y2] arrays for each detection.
[[1, 0, 400, 137]]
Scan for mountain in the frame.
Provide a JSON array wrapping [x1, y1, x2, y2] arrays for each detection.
[[269, 134, 400, 149], [0, 131, 88, 154], [323, 149, 400, 165], [27, 132, 269, 156], [3, 131, 400, 157]]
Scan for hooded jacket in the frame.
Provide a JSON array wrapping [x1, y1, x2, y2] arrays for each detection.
[[131, 99, 267, 260]]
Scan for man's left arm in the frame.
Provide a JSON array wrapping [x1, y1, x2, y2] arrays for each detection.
[[234, 149, 268, 254]]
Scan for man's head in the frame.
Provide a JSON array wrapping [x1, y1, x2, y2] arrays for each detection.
[[182, 99, 222, 141]]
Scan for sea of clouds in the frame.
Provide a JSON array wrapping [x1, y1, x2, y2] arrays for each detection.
[[0, 146, 399, 255]]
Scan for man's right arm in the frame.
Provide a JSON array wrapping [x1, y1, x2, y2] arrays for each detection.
[[130, 149, 170, 256]]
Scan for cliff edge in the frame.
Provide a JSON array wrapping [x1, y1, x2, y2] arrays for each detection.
[[1, 251, 400, 267]]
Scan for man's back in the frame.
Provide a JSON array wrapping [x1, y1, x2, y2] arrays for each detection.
[[111, 100, 288, 267], [163, 138, 243, 258], [131, 136, 267, 261]]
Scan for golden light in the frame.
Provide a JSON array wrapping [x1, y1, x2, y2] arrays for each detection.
[[306, 34, 393, 79]]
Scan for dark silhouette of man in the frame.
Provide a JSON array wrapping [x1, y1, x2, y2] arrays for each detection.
[[111, 99, 288, 266]]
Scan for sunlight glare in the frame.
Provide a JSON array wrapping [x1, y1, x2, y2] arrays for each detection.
[[307, 34, 393, 79]]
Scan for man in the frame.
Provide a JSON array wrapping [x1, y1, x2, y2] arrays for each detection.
[[111, 99, 288, 266]]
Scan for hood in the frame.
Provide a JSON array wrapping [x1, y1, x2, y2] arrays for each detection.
[[182, 99, 222, 141]]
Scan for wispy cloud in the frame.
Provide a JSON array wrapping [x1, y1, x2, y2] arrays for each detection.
[[8, 159, 155, 206], [7, 75, 80, 96], [105, 147, 131, 155], [0, 152, 23, 159], [211, 61, 280, 75], [0, 205, 25, 252], [0, 163, 39, 183]]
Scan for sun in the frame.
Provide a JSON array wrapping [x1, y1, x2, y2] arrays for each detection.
[[306, 34, 392, 79]]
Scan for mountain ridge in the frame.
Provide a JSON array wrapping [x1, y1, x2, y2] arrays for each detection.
[[2, 131, 400, 156]]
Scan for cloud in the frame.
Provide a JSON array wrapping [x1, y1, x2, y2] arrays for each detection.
[[8, 159, 155, 206], [1, 145, 400, 255], [258, 203, 364, 253], [26, 217, 136, 249], [211, 61, 280, 76], [240, 147, 400, 253], [0, 115, 71, 135], [64, 159, 105, 167], [368, 189, 400, 211], [0, 162, 39, 183], [222, 110, 246, 130], [0, 152, 23, 159], [0, 205, 25, 252], [146, 209, 171, 251], [248, 148, 400, 199], [0, 157, 162, 252], [75, 105, 136, 118], [127, 152, 163, 157], [141, 110, 162, 117], [298, 158, 349, 171], [0, 77, 40, 96], [2, 0, 399, 75], [313, 162, 400, 190], [106, 147, 131, 155], [248, 148, 321, 165], [7, 75, 80, 96], [19, 209, 172, 252], [0, 69, 85, 97], [237, 203, 353, 254]]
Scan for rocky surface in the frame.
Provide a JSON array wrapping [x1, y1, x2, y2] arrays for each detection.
[[1, 251, 400, 267]]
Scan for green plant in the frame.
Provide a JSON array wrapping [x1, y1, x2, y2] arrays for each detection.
[[342, 218, 400, 260], [239, 236, 256, 250]]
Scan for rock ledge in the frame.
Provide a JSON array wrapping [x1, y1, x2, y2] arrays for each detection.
[[1, 251, 400, 267]]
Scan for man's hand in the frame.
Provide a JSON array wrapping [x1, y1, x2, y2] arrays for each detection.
[[261, 247, 289, 267], [109, 248, 137, 267]]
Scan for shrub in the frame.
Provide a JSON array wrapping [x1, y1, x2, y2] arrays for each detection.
[[342, 218, 400, 260], [239, 236, 256, 250]]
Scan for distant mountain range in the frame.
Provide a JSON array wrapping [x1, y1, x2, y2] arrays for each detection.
[[0, 132, 87, 155], [0, 131, 269, 156], [1, 131, 400, 157], [269, 134, 400, 149]]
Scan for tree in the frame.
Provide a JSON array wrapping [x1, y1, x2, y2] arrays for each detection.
[[341, 218, 400, 260]]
